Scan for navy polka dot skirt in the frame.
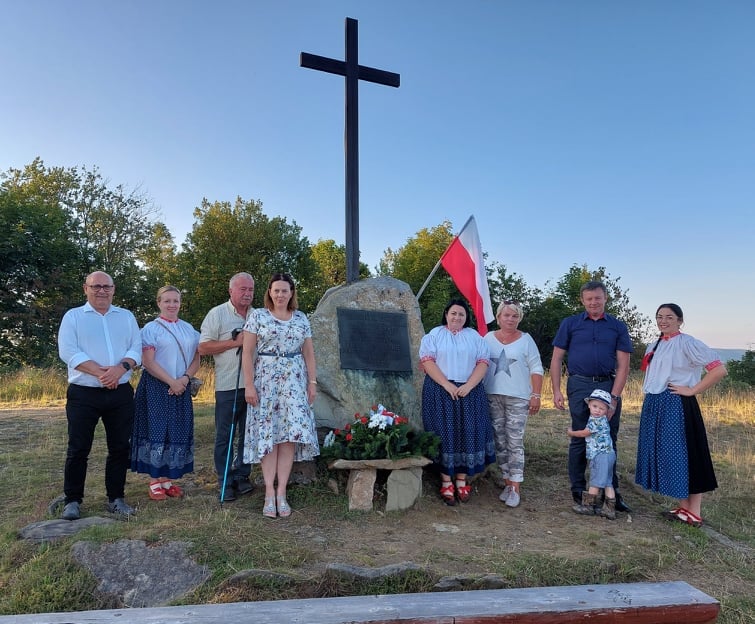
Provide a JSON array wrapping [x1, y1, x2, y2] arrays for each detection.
[[635, 389, 717, 498], [131, 370, 194, 479], [422, 377, 495, 477]]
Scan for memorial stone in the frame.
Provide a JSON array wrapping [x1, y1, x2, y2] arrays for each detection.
[[310, 277, 425, 430]]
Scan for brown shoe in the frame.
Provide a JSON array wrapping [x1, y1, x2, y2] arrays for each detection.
[[573, 492, 597, 515], [601, 497, 616, 520]]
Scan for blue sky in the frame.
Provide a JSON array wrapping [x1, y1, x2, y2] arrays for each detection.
[[2, 1, 753, 349]]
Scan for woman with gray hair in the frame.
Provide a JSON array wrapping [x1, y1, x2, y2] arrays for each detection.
[[483, 300, 544, 507]]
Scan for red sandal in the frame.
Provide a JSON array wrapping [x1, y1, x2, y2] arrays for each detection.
[[455, 480, 471, 503], [163, 484, 183, 498], [662, 507, 703, 528], [440, 481, 456, 506], [148, 482, 167, 501]]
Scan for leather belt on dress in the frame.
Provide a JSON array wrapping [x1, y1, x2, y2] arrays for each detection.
[[568, 373, 615, 382], [257, 351, 301, 358]]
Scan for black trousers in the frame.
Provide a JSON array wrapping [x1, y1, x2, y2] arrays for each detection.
[[64, 383, 134, 504]]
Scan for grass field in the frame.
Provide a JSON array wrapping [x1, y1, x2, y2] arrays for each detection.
[[0, 366, 752, 621]]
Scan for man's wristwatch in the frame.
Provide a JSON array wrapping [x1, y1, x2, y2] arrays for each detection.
[[121, 361, 132, 371], [611, 394, 620, 401]]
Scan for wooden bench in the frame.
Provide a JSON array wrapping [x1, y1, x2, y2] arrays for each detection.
[[0, 581, 719, 623]]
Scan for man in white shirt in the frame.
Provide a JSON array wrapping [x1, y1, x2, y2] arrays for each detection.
[[57, 271, 142, 520], [198, 272, 255, 501]]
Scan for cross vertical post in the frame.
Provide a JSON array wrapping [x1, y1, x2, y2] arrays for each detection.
[[301, 18, 400, 283]]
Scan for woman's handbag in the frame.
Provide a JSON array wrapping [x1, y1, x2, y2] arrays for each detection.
[[188, 375, 203, 397], [155, 320, 202, 398]]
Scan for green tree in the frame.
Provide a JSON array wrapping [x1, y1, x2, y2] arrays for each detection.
[[178, 197, 318, 327], [2, 159, 167, 324], [310, 239, 370, 297], [540, 265, 653, 368], [727, 350, 755, 386], [0, 187, 80, 367], [378, 221, 456, 331]]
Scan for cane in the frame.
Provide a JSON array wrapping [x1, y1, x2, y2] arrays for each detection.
[[220, 337, 243, 506]]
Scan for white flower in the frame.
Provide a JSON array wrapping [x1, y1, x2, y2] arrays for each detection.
[[324, 430, 335, 447]]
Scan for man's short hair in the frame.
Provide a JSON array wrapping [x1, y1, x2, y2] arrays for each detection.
[[580, 280, 607, 296], [229, 272, 255, 289]]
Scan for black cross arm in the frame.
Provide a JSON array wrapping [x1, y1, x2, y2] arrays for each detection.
[[300, 52, 400, 88]]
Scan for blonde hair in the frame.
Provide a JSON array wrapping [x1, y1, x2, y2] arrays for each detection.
[[156, 285, 181, 303], [496, 300, 523, 321]]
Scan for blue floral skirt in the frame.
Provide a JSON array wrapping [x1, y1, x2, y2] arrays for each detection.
[[635, 390, 717, 498], [131, 370, 194, 479], [422, 377, 495, 477]]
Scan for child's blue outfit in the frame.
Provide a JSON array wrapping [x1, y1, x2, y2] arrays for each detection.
[[586, 414, 616, 489]]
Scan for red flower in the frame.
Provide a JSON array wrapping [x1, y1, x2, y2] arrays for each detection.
[[360, 416, 368, 424], [334, 429, 341, 435], [345, 433, 352, 441], [371, 405, 378, 411], [345, 423, 351, 431]]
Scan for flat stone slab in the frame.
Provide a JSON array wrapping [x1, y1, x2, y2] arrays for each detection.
[[325, 561, 423, 581], [71, 539, 210, 608], [18, 517, 117, 543], [329, 457, 431, 470]]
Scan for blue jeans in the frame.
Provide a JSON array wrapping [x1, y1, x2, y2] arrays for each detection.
[[214, 389, 251, 486], [566, 376, 621, 495]]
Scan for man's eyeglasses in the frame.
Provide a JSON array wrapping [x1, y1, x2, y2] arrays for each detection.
[[87, 284, 114, 292]]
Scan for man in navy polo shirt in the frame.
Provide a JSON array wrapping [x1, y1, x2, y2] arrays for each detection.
[[550, 281, 633, 512]]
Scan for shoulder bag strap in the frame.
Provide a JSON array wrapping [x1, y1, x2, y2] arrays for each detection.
[[155, 319, 190, 375]]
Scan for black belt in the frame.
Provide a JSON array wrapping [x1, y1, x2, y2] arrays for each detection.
[[257, 351, 301, 358], [569, 373, 614, 382]]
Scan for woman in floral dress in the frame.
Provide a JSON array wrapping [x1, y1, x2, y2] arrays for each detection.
[[242, 273, 319, 518]]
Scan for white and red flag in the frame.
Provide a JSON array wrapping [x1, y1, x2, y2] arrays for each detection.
[[439, 216, 495, 335]]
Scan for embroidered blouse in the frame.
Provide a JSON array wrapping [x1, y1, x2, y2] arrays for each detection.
[[419, 326, 490, 382], [642, 333, 723, 394]]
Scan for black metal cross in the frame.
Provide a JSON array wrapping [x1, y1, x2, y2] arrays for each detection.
[[301, 17, 400, 284]]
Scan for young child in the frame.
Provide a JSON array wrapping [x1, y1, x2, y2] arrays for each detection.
[[567, 389, 617, 520]]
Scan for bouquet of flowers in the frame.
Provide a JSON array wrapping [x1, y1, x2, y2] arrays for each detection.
[[321, 404, 440, 462]]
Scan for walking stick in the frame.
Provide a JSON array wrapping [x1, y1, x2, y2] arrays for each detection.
[[220, 343, 243, 506]]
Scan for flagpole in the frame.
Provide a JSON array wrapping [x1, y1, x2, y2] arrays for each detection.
[[415, 215, 474, 301]]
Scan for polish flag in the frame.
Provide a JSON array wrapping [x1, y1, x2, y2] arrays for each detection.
[[440, 216, 495, 335]]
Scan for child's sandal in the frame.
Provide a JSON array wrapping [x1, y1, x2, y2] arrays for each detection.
[[439, 481, 456, 506]]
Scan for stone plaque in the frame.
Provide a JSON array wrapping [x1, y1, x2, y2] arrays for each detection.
[[337, 308, 412, 372]]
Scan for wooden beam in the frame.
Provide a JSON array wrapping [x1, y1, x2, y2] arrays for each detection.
[[0, 581, 719, 623]]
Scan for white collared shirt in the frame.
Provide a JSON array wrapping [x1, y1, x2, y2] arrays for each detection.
[[58, 302, 142, 387]]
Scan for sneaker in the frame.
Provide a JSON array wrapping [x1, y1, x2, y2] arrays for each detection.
[[234, 479, 254, 496], [505, 488, 521, 508], [499, 485, 513, 503], [106, 498, 136, 519], [62, 501, 80, 521]]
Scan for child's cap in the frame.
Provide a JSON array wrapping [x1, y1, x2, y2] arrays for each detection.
[[584, 389, 612, 406]]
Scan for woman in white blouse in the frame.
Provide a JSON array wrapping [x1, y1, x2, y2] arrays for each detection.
[[419, 299, 495, 505], [131, 286, 200, 501], [635, 303, 727, 527]]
